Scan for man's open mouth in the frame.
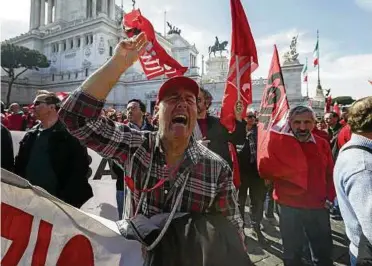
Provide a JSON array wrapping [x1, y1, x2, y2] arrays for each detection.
[[172, 115, 188, 125]]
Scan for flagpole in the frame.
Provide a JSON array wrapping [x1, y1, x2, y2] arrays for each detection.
[[235, 55, 240, 101], [317, 29, 320, 87], [306, 57, 309, 98], [164, 11, 167, 37]]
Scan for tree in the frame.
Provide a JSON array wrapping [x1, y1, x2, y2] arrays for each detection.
[[1, 43, 50, 107], [332, 96, 355, 106]]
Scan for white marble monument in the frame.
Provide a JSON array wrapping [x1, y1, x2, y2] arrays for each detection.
[[1, 0, 308, 115]]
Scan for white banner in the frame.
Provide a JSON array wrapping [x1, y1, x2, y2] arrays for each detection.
[[1, 169, 143, 266], [11, 131, 119, 221]]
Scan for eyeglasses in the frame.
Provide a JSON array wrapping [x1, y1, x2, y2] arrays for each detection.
[[247, 115, 256, 119]]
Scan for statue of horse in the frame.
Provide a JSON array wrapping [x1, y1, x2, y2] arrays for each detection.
[[208, 41, 229, 57]]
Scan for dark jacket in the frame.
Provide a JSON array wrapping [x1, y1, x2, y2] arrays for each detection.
[[143, 213, 253, 266], [328, 122, 343, 160], [14, 120, 93, 208], [236, 126, 259, 178], [357, 233, 372, 266], [1, 124, 14, 172], [204, 115, 246, 167]]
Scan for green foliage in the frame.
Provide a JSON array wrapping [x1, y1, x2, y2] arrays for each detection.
[[332, 96, 355, 105], [1, 43, 50, 106]]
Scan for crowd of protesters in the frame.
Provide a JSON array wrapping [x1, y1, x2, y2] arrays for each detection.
[[1, 34, 371, 266]]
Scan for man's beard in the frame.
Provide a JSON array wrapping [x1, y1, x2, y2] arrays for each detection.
[[294, 130, 311, 141]]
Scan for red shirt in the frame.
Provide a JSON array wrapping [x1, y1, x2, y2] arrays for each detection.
[[273, 135, 336, 209], [312, 127, 330, 142], [1, 113, 9, 128], [7, 113, 25, 131], [337, 124, 352, 149]]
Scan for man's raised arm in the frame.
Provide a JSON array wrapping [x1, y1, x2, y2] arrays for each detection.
[[59, 33, 148, 163]]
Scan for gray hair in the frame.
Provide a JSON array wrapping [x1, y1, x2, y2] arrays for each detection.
[[288, 106, 316, 121]]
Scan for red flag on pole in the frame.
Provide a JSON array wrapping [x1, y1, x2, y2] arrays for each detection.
[[123, 10, 188, 80], [220, 0, 258, 132], [257, 45, 307, 191], [333, 102, 341, 116], [324, 95, 332, 113]]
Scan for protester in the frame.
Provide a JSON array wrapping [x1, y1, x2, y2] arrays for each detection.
[[115, 98, 155, 220], [14, 90, 93, 208], [22, 106, 38, 130], [194, 86, 246, 167], [58, 33, 245, 259], [1, 124, 14, 172], [337, 107, 352, 149], [334, 96, 372, 266], [7, 102, 27, 131], [325, 111, 343, 159], [237, 110, 267, 244], [268, 106, 335, 266], [1, 101, 10, 128]]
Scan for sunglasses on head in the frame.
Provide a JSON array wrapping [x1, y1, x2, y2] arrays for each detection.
[[247, 115, 255, 119], [33, 101, 48, 106]]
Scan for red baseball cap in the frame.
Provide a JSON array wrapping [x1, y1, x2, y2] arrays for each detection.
[[157, 76, 199, 104]]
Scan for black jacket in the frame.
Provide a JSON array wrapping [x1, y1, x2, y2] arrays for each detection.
[[14, 120, 93, 208], [1, 124, 14, 172], [236, 126, 259, 178], [328, 122, 343, 160], [204, 115, 246, 167]]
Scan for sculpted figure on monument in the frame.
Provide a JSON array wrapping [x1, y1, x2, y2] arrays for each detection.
[[283, 35, 300, 64], [167, 22, 181, 35], [209, 36, 229, 57]]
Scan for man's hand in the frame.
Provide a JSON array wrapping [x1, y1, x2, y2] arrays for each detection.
[[234, 100, 243, 122], [113, 32, 148, 71]]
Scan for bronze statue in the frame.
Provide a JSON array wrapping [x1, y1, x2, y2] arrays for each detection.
[[167, 22, 181, 35], [209, 36, 228, 57]]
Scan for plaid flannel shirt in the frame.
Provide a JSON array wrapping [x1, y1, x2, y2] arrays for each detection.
[[59, 88, 243, 235]]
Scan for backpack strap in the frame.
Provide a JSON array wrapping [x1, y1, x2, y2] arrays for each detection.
[[342, 145, 372, 154]]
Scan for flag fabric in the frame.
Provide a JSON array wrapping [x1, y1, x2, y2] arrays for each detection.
[[257, 45, 308, 191], [302, 58, 308, 82], [56, 92, 69, 102], [123, 10, 188, 79], [220, 0, 258, 132], [333, 102, 341, 116], [324, 95, 332, 113], [313, 39, 319, 67], [1, 169, 143, 266]]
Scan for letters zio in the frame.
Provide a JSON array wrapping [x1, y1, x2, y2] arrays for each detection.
[[1, 203, 94, 266]]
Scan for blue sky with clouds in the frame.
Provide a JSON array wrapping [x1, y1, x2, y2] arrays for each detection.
[[1, 0, 372, 98]]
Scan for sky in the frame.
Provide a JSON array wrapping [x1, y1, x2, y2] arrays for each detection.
[[1, 0, 372, 99]]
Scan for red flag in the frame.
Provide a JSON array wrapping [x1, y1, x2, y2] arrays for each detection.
[[257, 45, 307, 191], [123, 10, 187, 80], [333, 102, 341, 116], [324, 95, 332, 113], [56, 92, 69, 102], [220, 0, 258, 132]]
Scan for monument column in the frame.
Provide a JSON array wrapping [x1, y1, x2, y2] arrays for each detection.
[[92, 0, 97, 18], [40, 0, 45, 27], [34, 0, 41, 29], [109, 0, 115, 19], [101, 0, 108, 14], [47, 0, 53, 24], [55, 0, 63, 21], [29, 0, 36, 30]]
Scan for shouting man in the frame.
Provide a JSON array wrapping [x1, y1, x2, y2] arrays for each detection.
[[59, 33, 243, 241]]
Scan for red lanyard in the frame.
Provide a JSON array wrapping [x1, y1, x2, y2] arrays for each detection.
[[124, 176, 167, 193]]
